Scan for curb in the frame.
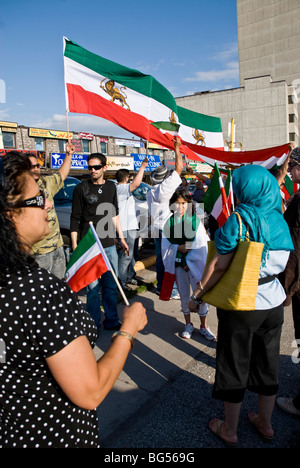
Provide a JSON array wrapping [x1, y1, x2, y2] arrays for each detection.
[[134, 255, 156, 272]]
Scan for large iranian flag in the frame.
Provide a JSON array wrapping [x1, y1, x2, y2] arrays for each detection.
[[65, 225, 110, 292], [63, 38, 224, 157]]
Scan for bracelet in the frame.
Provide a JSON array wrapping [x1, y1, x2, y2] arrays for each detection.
[[190, 293, 202, 305], [111, 331, 135, 348]]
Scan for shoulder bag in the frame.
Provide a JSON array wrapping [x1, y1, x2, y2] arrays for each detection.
[[202, 212, 264, 311]]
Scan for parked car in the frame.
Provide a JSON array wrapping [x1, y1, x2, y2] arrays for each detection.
[[132, 182, 152, 244], [54, 176, 81, 246], [54, 177, 152, 249]]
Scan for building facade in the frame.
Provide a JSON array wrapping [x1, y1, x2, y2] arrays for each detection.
[[176, 0, 300, 151]]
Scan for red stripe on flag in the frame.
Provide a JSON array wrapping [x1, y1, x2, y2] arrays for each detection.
[[159, 271, 176, 301], [67, 253, 108, 292], [66, 84, 220, 160]]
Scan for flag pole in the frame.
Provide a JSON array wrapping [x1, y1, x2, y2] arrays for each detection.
[[215, 162, 230, 216], [89, 222, 129, 306], [66, 110, 71, 141]]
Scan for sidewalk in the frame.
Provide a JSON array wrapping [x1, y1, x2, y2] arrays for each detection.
[[90, 263, 300, 449]]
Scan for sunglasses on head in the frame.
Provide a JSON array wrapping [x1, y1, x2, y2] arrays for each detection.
[[18, 190, 46, 209], [88, 164, 104, 171]]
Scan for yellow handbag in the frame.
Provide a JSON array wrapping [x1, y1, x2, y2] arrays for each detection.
[[202, 212, 264, 311]]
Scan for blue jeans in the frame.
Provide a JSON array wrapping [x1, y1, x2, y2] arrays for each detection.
[[118, 229, 138, 285], [154, 230, 164, 292], [86, 245, 119, 330]]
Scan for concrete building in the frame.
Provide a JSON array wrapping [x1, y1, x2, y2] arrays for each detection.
[[176, 0, 300, 151]]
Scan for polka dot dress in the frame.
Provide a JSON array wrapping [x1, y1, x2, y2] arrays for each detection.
[[0, 266, 100, 448]]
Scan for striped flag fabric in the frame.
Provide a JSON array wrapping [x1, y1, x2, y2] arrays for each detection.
[[203, 164, 232, 227], [281, 174, 299, 201], [65, 225, 110, 292], [184, 141, 290, 170], [63, 37, 223, 159], [151, 121, 180, 137]]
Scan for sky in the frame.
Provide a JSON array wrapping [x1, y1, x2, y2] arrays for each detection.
[[0, 0, 239, 139]]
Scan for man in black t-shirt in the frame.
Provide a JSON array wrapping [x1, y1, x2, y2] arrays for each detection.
[[70, 153, 128, 333]]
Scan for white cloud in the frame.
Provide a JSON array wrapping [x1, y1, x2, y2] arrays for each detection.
[[136, 59, 165, 73], [184, 61, 239, 83], [32, 113, 134, 138], [0, 108, 11, 120], [210, 43, 238, 63]]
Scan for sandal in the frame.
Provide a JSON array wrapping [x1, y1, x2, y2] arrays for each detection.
[[209, 418, 238, 447], [248, 412, 274, 441]]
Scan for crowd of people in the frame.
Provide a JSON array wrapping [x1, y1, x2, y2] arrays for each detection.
[[0, 139, 299, 448]]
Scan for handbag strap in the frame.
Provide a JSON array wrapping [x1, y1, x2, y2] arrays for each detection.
[[233, 211, 250, 241]]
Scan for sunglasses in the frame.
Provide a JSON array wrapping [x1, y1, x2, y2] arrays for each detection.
[[31, 163, 41, 169], [88, 164, 104, 171], [18, 190, 46, 209]]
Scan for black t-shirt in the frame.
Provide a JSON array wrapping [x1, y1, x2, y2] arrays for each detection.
[[70, 179, 119, 248]]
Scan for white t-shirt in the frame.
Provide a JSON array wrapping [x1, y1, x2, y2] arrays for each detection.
[[256, 250, 290, 310], [117, 183, 139, 232], [147, 171, 182, 236]]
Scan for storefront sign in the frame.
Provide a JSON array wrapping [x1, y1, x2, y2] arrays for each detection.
[[79, 132, 94, 140], [133, 153, 161, 172], [115, 139, 142, 148], [30, 128, 73, 139], [106, 156, 134, 171], [51, 152, 88, 169], [71, 139, 83, 152]]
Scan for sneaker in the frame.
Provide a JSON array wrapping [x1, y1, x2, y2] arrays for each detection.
[[171, 293, 180, 300], [181, 323, 194, 339], [277, 397, 300, 417], [155, 288, 161, 296], [199, 326, 216, 341], [126, 278, 138, 285]]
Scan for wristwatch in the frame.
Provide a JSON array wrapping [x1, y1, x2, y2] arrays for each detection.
[[190, 293, 202, 305]]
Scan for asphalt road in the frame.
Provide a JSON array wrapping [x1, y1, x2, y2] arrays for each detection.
[[91, 276, 300, 450]]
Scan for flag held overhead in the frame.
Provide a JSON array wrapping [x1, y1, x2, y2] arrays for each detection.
[[63, 37, 224, 158]]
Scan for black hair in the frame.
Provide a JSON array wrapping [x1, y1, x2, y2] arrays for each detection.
[[115, 168, 129, 183], [0, 151, 35, 286], [169, 187, 195, 214], [87, 152, 107, 166]]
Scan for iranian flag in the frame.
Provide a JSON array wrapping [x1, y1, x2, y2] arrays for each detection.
[[203, 164, 232, 227], [63, 37, 224, 159], [281, 174, 299, 201], [65, 224, 110, 292], [184, 140, 290, 170]]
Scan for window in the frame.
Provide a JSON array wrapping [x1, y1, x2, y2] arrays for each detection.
[[2, 132, 15, 148], [58, 139, 67, 153], [35, 137, 45, 151], [82, 140, 90, 153], [289, 132, 296, 142], [119, 145, 126, 155], [100, 141, 107, 154], [288, 95, 294, 104], [289, 114, 295, 123]]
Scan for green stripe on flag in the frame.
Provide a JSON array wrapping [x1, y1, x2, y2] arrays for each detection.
[[66, 227, 96, 271], [64, 38, 177, 114], [151, 121, 180, 133], [203, 164, 230, 213], [177, 106, 223, 133]]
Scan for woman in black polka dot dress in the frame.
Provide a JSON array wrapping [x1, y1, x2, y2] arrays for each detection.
[[0, 152, 147, 448]]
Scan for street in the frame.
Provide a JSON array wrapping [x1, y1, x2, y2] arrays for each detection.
[[91, 272, 300, 449]]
